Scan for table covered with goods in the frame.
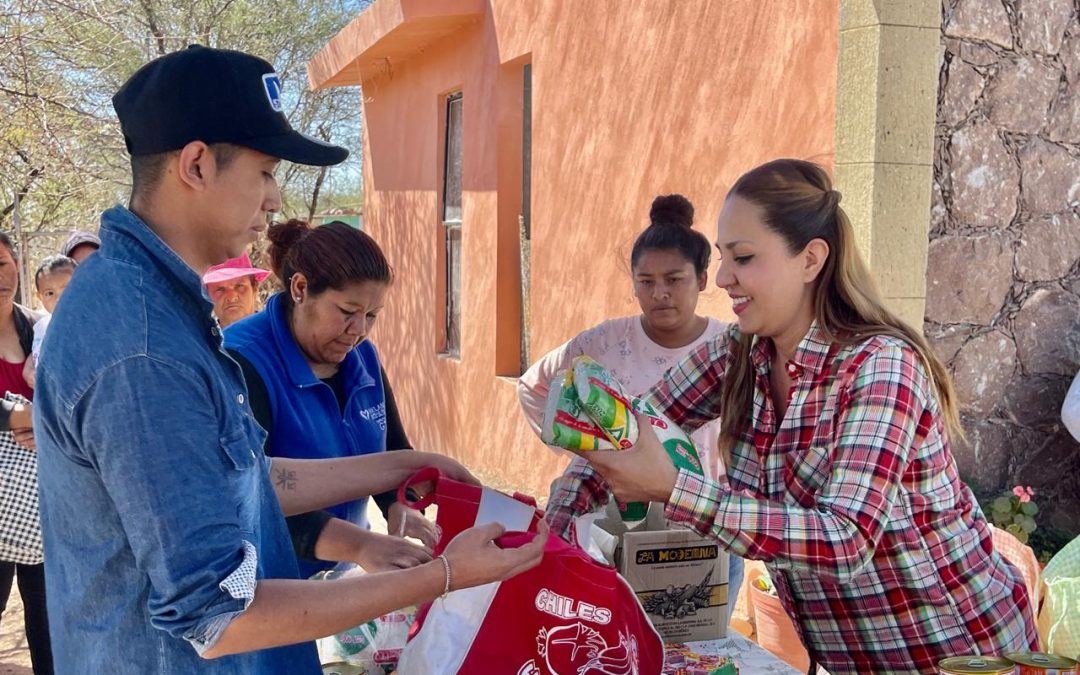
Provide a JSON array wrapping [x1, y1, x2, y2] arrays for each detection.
[[665, 636, 800, 674]]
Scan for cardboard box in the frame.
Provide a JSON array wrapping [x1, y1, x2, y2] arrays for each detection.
[[577, 503, 729, 644], [619, 527, 729, 644]]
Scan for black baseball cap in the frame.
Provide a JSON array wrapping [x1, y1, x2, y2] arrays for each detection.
[[112, 45, 348, 167]]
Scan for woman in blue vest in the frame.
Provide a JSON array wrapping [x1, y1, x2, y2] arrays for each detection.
[[226, 219, 435, 578]]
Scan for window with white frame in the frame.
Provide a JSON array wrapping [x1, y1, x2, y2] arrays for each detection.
[[442, 92, 463, 356]]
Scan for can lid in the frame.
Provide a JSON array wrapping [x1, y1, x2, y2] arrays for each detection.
[[939, 656, 1019, 673], [1007, 652, 1080, 668], [320, 663, 365, 675]]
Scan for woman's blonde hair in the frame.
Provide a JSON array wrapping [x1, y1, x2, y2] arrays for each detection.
[[719, 159, 962, 457]]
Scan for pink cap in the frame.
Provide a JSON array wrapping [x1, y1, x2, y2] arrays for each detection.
[[203, 254, 271, 286]]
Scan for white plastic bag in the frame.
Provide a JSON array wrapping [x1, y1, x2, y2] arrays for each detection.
[[314, 568, 416, 673], [1039, 534, 1080, 658]]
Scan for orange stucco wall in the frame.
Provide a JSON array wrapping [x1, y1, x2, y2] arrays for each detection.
[[330, 0, 838, 496]]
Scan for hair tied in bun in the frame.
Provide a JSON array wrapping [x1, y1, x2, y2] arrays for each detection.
[[631, 193, 710, 276], [267, 218, 314, 280], [649, 194, 694, 228]]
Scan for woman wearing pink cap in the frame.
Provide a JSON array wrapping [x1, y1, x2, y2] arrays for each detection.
[[203, 253, 271, 328]]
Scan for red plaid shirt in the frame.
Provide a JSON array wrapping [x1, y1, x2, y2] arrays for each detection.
[[547, 323, 1037, 674]]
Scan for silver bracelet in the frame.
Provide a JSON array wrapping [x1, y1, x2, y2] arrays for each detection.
[[436, 554, 452, 598]]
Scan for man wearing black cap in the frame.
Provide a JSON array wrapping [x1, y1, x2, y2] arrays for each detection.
[[33, 46, 544, 674]]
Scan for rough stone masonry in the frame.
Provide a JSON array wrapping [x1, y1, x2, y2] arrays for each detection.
[[929, 0, 1080, 538]]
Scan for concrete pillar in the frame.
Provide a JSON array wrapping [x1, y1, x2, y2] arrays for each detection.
[[834, 0, 942, 329]]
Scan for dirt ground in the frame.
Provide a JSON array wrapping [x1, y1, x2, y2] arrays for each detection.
[[0, 590, 32, 673]]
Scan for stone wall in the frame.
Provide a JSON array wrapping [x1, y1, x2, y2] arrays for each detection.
[[929, 0, 1080, 537]]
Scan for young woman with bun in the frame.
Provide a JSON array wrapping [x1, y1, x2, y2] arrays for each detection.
[[517, 194, 744, 618]]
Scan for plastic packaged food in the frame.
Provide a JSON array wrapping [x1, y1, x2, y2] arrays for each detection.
[[571, 357, 638, 449], [541, 368, 617, 451], [663, 642, 738, 674], [314, 569, 415, 673], [540, 356, 706, 521]]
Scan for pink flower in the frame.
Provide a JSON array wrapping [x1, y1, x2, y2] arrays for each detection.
[[1011, 485, 1034, 503]]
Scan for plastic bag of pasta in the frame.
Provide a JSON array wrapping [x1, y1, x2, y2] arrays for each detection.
[[540, 356, 706, 521], [314, 568, 416, 673], [570, 357, 638, 449], [567, 356, 704, 476], [540, 368, 617, 451]]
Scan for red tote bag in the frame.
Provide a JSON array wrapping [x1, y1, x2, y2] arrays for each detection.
[[396, 466, 545, 554], [395, 469, 663, 675]]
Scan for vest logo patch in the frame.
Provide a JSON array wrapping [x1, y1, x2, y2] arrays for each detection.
[[358, 402, 386, 431]]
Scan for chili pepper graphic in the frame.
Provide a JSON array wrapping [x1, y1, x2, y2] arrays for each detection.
[[536, 623, 638, 675]]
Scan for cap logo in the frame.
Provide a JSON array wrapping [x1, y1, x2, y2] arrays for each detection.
[[262, 73, 283, 112]]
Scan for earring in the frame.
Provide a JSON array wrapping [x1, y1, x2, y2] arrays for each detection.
[[294, 296, 301, 303]]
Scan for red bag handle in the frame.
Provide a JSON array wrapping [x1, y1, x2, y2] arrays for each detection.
[[494, 530, 537, 549], [396, 466, 441, 510], [396, 467, 540, 511], [511, 492, 538, 508]]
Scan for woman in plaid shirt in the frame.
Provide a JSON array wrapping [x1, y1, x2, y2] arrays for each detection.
[[547, 159, 1038, 674]]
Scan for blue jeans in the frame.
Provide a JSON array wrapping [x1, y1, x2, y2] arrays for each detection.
[[727, 554, 745, 626]]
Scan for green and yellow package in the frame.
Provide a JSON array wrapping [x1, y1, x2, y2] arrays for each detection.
[[571, 357, 638, 449], [540, 368, 616, 451], [539, 356, 706, 521]]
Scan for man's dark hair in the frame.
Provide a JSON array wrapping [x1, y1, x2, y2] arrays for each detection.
[[0, 232, 16, 260], [130, 143, 241, 203]]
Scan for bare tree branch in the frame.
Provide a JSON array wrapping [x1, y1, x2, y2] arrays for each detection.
[[137, 0, 167, 55], [1, 0, 369, 264]]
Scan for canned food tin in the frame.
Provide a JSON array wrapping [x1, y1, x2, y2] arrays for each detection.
[[321, 662, 366, 675], [939, 656, 1018, 674], [1007, 651, 1080, 675]]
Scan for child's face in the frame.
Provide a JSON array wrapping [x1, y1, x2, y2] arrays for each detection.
[[37, 269, 73, 314]]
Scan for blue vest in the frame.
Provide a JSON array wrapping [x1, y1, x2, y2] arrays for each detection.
[[225, 293, 387, 577]]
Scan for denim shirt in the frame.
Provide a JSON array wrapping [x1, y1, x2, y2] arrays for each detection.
[[225, 293, 386, 577], [34, 205, 320, 674]]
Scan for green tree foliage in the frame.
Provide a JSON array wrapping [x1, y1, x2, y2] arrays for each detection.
[[1, 0, 368, 262]]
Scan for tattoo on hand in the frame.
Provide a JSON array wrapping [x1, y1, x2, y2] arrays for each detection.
[[274, 468, 297, 491]]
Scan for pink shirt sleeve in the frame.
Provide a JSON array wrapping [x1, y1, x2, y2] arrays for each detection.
[[516, 332, 588, 437]]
